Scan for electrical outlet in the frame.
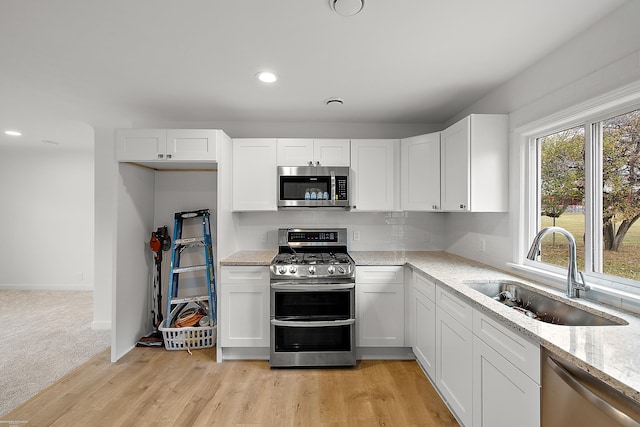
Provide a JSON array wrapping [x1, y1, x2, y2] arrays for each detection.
[[260, 232, 268, 243], [479, 238, 486, 252], [75, 272, 84, 281], [353, 231, 360, 241]]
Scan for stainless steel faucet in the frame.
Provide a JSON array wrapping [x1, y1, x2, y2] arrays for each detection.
[[526, 226, 589, 298]]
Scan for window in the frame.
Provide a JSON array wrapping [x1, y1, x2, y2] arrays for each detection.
[[528, 105, 640, 290], [536, 125, 585, 271]]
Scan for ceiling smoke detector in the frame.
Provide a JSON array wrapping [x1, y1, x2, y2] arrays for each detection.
[[325, 97, 344, 106], [329, 0, 364, 17]]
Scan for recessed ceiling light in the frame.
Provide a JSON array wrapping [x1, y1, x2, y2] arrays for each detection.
[[4, 130, 22, 136], [329, 0, 364, 17], [256, 71, 278, 83]]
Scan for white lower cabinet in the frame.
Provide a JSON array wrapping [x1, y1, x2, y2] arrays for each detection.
[[220, 266, 270, 347], [412, 278, 540, 427], [472, 311, 540, 427], [356, 266, 405, 346], [436, 292, 474, 427], [411, 271, 436, 379]]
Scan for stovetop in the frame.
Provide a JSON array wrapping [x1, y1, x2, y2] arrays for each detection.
[[271, 228, 355, 280], [271, 251, 355, 279], [272, 252, 353, 265]]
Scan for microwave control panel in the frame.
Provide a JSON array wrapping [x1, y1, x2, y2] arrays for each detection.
[[336, 176, 348, 200]]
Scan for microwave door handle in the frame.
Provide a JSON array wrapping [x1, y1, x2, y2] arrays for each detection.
[[331, 172, 336, 203]]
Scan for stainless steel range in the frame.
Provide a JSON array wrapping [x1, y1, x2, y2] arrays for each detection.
[[269, 228, 356, 368]]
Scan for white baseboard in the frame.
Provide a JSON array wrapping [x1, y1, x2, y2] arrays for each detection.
[[0, 283, 93, 291]]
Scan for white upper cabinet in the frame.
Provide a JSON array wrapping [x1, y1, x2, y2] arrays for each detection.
[[116, 129, 218, 163], [232, 138, 277, 211], [440, 114, 508, 212], [401, 132, 441, 211], [277, 138, 350, 166], [350, 139, 400, 211], [166, 129, 218, 161]]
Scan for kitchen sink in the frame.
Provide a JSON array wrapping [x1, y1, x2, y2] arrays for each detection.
[[464, 280, 628, 326]]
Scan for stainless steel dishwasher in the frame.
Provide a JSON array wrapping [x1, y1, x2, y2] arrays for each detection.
[[542, 348, 640, 427]]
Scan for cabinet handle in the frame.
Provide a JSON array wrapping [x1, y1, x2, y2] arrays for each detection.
[[158, 153, 164, 159], [460, 204, 466, 209], [308, 161, 313, 166], [316, 161, 321, 166], [166, 154, 172, 159]]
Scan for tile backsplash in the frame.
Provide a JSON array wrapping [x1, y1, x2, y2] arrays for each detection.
[[234, 210, 445, 252]]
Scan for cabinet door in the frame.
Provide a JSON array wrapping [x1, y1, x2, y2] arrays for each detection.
[[357, 282, 405, 347], [436, 305, 473, 427], [276, 138, 314, 166], [401, 133, 441, 211], [350, 139, 400, 211], [441, 116, 470, 211], [166, 129, 217, 161], [220, 266, 270, 348], [413, 284, 436, 379], [115, 129, 167, 161], [220, 283, 270, 347], [313, 139, 350, 166], [473, 336, 540, 427], [232, 138, 277, 211]]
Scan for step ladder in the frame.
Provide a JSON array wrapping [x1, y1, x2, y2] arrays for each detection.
[[165, 209, 216, 329]]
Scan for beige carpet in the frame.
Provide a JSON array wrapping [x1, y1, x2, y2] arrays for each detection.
[[0, 290, 111, 416]]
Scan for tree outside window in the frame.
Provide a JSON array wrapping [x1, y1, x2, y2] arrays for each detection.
[[536, 109, 640, 282]]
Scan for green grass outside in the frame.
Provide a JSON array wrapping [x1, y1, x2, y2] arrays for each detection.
[[539, 214, 640, 281]]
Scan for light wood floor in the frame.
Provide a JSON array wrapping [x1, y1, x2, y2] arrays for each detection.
[[3, 347, 458, 426]]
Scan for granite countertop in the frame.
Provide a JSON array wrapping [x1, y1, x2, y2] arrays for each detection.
[[220, 249, 640, 403], [353, 250, 640, 404], [220, 250, 277, 266]]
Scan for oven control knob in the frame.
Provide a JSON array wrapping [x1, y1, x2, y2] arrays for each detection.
[[278, 266, 287, 274], [289, 265, 297, 274], [327, 266, 335, 275], [308, 266, 316, 275], [337, 266, 346, 274]]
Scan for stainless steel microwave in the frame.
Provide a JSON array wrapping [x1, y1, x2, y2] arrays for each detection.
[[278, 166, 350, 208]]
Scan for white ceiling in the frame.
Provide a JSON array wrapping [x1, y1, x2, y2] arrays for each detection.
[[0, 0, 629, 143]]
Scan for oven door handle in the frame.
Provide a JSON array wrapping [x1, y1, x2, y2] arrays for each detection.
[[271, 319, 355, 328], [270, 283, 355, 291]]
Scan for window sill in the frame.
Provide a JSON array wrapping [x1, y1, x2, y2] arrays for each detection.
[[507, 263, 640, 316]]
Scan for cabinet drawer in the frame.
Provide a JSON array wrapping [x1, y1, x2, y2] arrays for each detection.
[[356, 266, 404, 283], [473, 310, 540, 383], [221, 266, 270, 285], [413, 271, 436, 302], [436, 286, 472, 330]]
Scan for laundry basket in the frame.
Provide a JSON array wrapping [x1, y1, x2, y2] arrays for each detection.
[[159, 324, 216, 351]]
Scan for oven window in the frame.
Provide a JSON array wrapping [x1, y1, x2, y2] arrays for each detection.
[[274, 291, 351, 321], [274, 325, 352, 352], [280, 176, 331, 200]]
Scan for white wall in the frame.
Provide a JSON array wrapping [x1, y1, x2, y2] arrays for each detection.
[[134, 120, 442, 140], [0, 136, 94, 290], [444, 0, 640, 269], [113, 163, 155, 361]]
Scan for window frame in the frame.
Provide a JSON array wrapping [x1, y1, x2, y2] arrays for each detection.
[[517, 81, 640, 298]]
